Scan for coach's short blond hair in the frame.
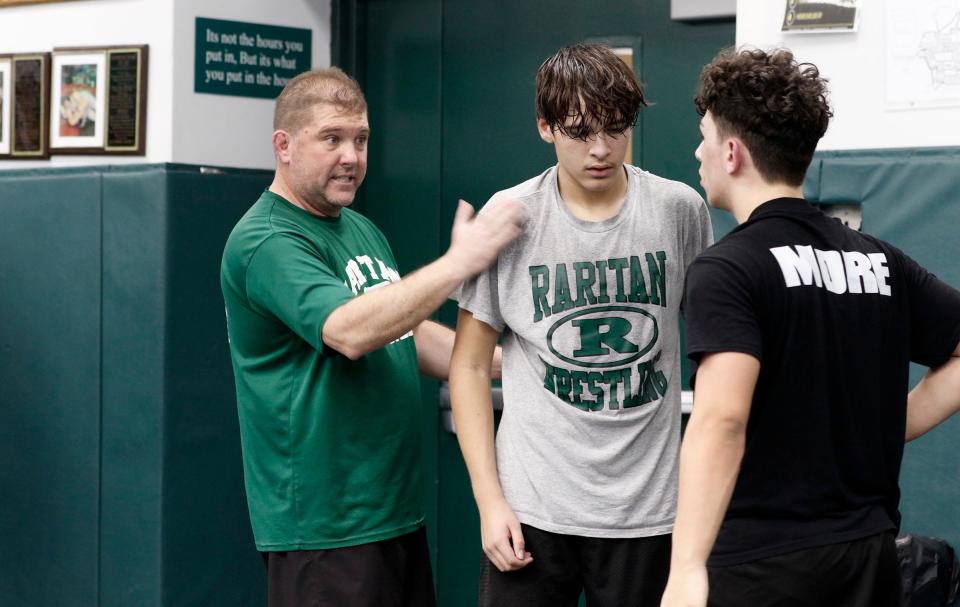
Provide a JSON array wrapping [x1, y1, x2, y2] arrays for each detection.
[[273, 67, 367, 132]]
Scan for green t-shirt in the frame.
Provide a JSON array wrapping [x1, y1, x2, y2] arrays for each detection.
[[221, 190, 424, 551]]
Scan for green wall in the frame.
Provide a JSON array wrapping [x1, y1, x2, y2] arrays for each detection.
[[0, 164, 270, 606], [1, 170, 103, 606]]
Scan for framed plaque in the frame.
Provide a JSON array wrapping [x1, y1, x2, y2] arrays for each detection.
[[104, 45, 148, 154], [50, 45, 148, 155], [11, 53, 49, 158], [0, 56, 11, 156]]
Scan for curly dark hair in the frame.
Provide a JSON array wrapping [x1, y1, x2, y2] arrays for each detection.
[[695, 47, 832, 186], [536, 44, 648, 141]]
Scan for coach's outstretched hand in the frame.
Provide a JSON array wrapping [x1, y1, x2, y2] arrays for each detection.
[[443, 197, 524, 280]]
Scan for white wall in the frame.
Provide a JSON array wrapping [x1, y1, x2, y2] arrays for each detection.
[[737, 0, 960, 151], [172, 0, 331, 169], [0, 0, 175, 169], [0, 0, 330, 171]]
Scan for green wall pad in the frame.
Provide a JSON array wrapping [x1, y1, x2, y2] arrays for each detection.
[[0, 164, 272, 606], [806, 147, 960, 550]]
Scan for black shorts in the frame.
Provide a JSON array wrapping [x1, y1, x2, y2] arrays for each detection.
[[707, 531, 901, 607], [478, 523, 671, 607], [261, 527, 437, 607]]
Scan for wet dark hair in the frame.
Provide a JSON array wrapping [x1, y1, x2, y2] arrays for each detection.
[[274, 67, 367, 132], [535, 43, 648, 140], [695, 47, 832, 186]]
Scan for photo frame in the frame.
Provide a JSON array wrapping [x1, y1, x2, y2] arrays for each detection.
[[0, 56, 11, 156], [11, 52, 49, 158], [50, 49, 106, 152]]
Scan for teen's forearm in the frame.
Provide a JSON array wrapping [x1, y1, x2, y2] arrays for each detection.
[[449, 313, 505, 506], [450, 363, 504, 505], [906, 345, 960, 441]]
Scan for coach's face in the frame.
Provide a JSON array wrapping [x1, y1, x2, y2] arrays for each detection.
[[282, 103, 369, 217]]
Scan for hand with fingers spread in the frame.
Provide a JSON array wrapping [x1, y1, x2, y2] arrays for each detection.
[[443, 197, 525, 281], [479, 496, 533, 572]]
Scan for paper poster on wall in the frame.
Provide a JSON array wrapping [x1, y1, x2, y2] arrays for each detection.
[[886, 1, 960, 109], [782, 0, 860, 33]]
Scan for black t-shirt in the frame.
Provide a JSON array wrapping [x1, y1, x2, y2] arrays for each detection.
[[683, 198, 960, 567]]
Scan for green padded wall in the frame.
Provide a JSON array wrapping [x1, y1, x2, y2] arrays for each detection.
[[0, 169, 103, 606], [0, 164, 271, 606], [100, 167, 167, 607], [161, 166, 272, 607]]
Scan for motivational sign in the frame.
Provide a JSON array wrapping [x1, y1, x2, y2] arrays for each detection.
[[195, 17, 312, 99]]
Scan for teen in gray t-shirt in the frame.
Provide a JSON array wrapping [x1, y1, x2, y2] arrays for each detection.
[[460, 163, 710, 537], [449, 44, 713, 607]]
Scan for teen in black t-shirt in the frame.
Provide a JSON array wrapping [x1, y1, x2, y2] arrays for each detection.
[[660, 49, 960, 607]]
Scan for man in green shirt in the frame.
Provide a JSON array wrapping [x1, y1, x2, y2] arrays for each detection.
[[221, 67, 523, 607]]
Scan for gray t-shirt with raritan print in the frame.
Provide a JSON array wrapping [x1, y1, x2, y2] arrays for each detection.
[[458, 164, 712, 538]]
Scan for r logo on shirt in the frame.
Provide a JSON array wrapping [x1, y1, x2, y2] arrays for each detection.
[[527, 254, 671, 412]]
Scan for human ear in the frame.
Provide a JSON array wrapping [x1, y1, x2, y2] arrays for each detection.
[[273, 130, 292, 162], [726, 138, 744, 175], [536, 118, 555, 144]]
